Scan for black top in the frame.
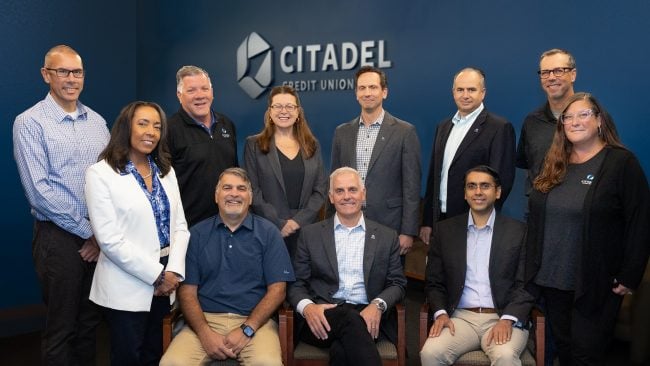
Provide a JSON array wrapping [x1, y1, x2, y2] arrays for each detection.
[[166, 108, 238, 227], [535, 148, 606, 290], [278, 150, 304, 210]]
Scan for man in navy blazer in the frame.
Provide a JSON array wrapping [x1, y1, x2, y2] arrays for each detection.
[[420, 68, 515, 245], [420, 166, 533, 365], [288, 167, 406, 366], [331, 66, 421, 256]]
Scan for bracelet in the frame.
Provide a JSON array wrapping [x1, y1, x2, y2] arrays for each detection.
[[153, 270, 165, 288]]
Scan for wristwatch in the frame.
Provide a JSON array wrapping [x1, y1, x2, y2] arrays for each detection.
[[371, 299, 387, 313], [240, 323, 255, 338]]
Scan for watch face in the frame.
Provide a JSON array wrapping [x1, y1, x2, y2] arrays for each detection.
[[241, 324, 254, 337]]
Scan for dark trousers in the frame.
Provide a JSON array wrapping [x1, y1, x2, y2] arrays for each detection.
[[299, 303, 382, 366], [541, 286, 623, 366], [103, 295, 171, 366], [32, 221, 102, 366]]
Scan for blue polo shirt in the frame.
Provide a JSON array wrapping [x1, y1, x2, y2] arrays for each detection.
[[185, 213, 295, 315]]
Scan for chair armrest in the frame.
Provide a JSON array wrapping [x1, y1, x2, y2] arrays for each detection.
[[162, 306, 182, 353], [419, 303, 429, 350], [531, 306, 545, 366], [395, 303, 406, 366], [279, 303, 294, 366]]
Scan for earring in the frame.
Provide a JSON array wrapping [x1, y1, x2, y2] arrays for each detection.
[[598, 125, 602, 136]]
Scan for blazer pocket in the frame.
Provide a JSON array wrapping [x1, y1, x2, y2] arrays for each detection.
[[386, 197, 402, 208]]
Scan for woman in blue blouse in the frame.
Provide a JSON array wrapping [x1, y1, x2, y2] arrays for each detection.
[[85, 101, 190, 365]]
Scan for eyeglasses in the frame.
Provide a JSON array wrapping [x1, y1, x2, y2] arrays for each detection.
[[537, 67, 574, 79], [465, 183, 496, 191], [270, 104, 298, 112], [45, 68, 85, 78], [560, 109, 598, 124]]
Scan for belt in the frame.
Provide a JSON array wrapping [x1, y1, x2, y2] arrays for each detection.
[[461, 307, 497, 314], [160, 246, 170, 257]]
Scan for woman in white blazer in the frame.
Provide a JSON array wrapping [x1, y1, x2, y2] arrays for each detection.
[[85, 101, 189, 365]]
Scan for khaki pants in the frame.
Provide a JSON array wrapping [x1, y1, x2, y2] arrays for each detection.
[[420, 309, 529, 366], [160, 312, 283, 366]]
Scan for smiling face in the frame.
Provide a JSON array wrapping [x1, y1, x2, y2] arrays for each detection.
[[329, 171, 366, 225], [269, 93, 299, 131], [129, 105, 161, 161], [41, 51, 84, 112], [539, 53, 576, 102], [452, 70, 485, 117], [355, 71, 387, 114], [562, 99, 601, 147], [177, 73, 214, 125], [215, 173, 252, 221], [464, 171, 501, 216]]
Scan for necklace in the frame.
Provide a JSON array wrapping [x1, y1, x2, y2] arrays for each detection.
[[141, 163, 152, 179]]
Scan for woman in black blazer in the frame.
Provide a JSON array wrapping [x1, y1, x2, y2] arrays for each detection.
[[526, 92, 649, 365], [244, 85, 327, 258]]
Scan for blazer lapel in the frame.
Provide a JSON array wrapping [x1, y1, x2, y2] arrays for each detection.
[[363, 222, 378, 286], [367, 114, 395, 173], [452, 110, 487, 166], [299, 151, 315, 207], [268, 141, 286, 195], [342, 120, 360, 169], [322, 220, 339, 283]]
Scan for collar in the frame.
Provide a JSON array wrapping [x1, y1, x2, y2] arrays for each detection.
[[452, 103, 484, 125], [334, 213, 366, 231], [179, 107, 216, 128], [467, 207, 496, 231], [215, 212, 254, 232], [358, 109, 385, 127], [45, 93, 87, 123]]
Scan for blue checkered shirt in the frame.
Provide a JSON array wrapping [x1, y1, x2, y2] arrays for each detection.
[[13, 93, 109, 239], [332, 214, 368, 304], [355, 110, 384, 183]]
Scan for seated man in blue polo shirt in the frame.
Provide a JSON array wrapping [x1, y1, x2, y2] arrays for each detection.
[[161, 167, 295, 366]]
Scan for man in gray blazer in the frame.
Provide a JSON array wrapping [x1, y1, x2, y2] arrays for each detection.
[[420, 166, 533, 365], [288, 167, 406, 366], [331, 66, 421, 256]]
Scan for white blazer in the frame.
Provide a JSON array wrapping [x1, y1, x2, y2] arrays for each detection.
[[85, 160, 190, 311]]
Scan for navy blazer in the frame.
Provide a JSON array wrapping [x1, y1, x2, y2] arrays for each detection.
[[422, 108, 516, 226], [330, 111, 421, 236], [244, 135, 327, 229], [425, 212, 533, 322]]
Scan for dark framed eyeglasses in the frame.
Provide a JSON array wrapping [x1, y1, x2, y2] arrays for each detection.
[[537, 67, 574, 79], [45, 68, 85, 78], [465, 183, 496, 191]]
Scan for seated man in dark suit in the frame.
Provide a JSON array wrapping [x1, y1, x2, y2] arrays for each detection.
[[288, 167, 407, 366], [420, 165, 534, 366]]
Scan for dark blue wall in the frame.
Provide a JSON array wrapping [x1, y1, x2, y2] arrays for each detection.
[[3, 0, 649, 310], [1, 0, 137, 308]]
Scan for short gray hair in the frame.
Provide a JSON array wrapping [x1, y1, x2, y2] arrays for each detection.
[[176, 65, 211, 93], [540, 48, 576, 69], [216, 167, 252, 192], [329, 167, 364, 193]]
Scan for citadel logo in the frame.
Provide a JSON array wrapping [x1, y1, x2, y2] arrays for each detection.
[[237, 32, 273, 99], [237, 32, 392, 99]]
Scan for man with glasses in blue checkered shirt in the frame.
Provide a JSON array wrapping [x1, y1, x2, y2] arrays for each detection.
[[13, 45, 109, 366]]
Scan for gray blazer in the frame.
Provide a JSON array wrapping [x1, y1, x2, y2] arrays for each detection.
[[330, 111, 421, 236], [244, 135, 327, 229], [288, 216, 407, 343], [425, 213, 534, 322]]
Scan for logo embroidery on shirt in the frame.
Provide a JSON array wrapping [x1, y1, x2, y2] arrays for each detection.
[[221, 128, 230, 138], [580, 174, 595, 185]]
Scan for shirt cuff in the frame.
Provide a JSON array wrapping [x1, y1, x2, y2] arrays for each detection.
[[296, 299, 315, 317], [433, 309, 448, 319], [500, 314, 518, 323]]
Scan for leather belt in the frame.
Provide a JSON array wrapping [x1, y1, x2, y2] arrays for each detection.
[[461, 307, 497, 314]]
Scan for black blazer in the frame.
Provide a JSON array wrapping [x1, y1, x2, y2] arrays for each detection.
[[422, 108, 516, 226], [526, 147, 650, 317], [425, 212, 533, 322], [243, 136, 327, 229], [288, 217, 407, 343], [330, 111, 421, 236]]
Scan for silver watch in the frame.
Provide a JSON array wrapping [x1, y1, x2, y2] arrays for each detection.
[[371, 299, 386, 313]]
